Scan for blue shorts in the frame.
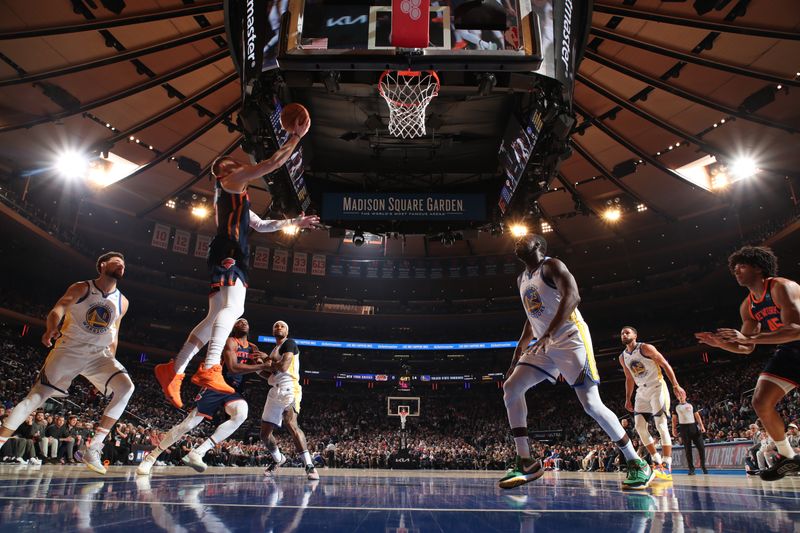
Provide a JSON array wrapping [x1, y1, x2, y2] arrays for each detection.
[[761, 345, 800, 390], [194, 388, 245, 419]]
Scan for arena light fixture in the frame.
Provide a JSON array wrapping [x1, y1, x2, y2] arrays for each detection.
[[55, 151, 89, 179], [729, 157, 758, 180], [191, 206, 209, 218], [636, 203, 647, 212], [602, 207, 622, 223], [509, 224, 528, 238], [540, 221, 553, 234]]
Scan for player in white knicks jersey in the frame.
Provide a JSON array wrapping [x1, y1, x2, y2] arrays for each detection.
[[259, 321, 319, 480], [0, 252, 134, 475], [499, 234, 654, 490], [619, 326, 686, 481]]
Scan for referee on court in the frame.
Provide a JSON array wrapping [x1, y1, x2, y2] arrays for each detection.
[[672, 397, 708, 475]]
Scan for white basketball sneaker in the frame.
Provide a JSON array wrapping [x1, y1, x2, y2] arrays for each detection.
[[181, 450, 208, 473], [136, 454, 157, 476], [79, 447, 107, 475]]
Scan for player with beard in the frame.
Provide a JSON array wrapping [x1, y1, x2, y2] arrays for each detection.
[[499, 234, 654, 490], [696, 246, 800, 480], [138, 318, 270, 475], [0, 252, 134, 475]]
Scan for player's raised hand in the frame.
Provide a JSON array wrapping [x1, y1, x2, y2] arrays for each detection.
[[294, 115, 311, 138], [715, 328, 753, 344], [694, 331, 722, 347], [294, 212, 321, 229]]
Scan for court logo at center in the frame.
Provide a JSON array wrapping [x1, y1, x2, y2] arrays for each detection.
[[83, 303, 113, 334], [523, 286, 544, 318]]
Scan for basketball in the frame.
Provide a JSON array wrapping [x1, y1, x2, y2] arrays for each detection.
[[280, 103, 310, 134]]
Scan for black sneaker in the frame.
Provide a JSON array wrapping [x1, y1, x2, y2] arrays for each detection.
[[687, 470, 696, 476], [759, 455, 800, 481], [702, 467, 708, 474]]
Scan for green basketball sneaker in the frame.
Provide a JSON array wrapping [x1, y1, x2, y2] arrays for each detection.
[[623, 458, 655, 490], [498, 456, 544, 489]]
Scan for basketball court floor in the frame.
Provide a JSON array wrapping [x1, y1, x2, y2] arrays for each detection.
[[0, 467, 797, 532]]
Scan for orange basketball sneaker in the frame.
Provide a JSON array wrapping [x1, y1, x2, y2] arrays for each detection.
[[191, 364, 235, 394], [154, 360, 184, 409]]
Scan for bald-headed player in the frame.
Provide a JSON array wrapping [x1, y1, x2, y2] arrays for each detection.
[[259, 320, 319, 481], [619, 326, 686, 480], [697, 246, 800, 480], [500, 234, 654, 490], [155, 114, 319, 408]]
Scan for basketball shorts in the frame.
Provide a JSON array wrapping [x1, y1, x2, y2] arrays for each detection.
[[40, 341, 128, 397], [261, 384, 301, 427], [759, 345, 800, 393], [634, 379, 670, 417], [194, 388, 245, 419], [517, 321, 600, 387], [208, 237, 249, 291]]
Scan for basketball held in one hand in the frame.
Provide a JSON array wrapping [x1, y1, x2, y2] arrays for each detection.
[[280, 103, 310, 135]]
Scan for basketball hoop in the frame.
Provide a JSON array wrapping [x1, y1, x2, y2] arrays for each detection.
[[398, 407, 409, 430], [378, 70, 440, 138]]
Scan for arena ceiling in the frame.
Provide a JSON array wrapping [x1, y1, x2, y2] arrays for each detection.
[[0, 0, 799, 257]]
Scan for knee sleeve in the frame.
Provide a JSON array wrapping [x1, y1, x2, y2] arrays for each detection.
[[1, 384, 54, 433], [502, 374, 530, 429], [104, 374, 135, 420], [654, 414, 671, 447], [634, 414, 654, 446], [225, 400, 248, 426], [206, 282, 246, 364]]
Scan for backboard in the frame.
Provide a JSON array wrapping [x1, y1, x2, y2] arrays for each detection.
[[387, 396, 421, 417]]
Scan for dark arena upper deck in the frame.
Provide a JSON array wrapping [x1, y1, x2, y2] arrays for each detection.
[[0, 1, 799, 531]]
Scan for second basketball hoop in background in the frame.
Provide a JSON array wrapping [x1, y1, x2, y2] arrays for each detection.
[[280, 103, 310, 134]]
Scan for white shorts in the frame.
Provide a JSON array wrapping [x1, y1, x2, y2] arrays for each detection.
[[261, 383, 301, 427], [634, 379, 670, 416], [517, 321, 599, 387], [40, 341, 127, 396]]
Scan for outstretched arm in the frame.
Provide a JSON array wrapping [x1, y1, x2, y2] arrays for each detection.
[[717, 279, 800, 345], [249, 210, 320, 233], [695, 299, 758, 354]]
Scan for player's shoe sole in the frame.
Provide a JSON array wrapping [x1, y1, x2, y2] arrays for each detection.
[[155, 361, 184, 408], [759, 455, 800, 481], [76, 447, 107, 475]]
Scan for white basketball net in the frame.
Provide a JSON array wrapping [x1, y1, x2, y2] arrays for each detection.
[[399, 410, 409, 430], [379, 70, 440, 139]]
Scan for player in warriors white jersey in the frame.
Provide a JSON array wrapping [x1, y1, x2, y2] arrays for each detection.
[[619, 326, 686, 480], [499, 234, 654, 490], [259, 321, 319, 480], [0, 252, 135, 475]]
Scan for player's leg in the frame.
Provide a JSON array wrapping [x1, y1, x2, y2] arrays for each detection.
[[574, 383, 653, 489], [137, 409, 206, 476], [191, 279, 246, 393], [78, 358, 135, 474], [652, 383, 673, 476], [283, 407, 319, 480], [0, 349, 72, 447], [155, 290, 224, 408], [753, 375, 799, 480], [498, 362, 550, 488], [261, 388, 288, 475], [184, 399, 249, 473], [633, 413, 658, 463]]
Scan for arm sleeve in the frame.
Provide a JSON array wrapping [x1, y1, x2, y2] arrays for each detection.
[[248, 210, 290, 233]]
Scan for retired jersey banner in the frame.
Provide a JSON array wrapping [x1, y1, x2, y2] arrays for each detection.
[[194, 234, 212, 258], [311, 254, 326, 276], [322, 193, 486, 221], [292, 252, 308, 274], [172, 229, 190, 255], [253, 246, 270, 269], [273, 249, 289, 272], [151, 223, 170, 249]]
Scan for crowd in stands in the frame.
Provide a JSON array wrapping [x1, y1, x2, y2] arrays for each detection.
[[2, 322, 799, 472]]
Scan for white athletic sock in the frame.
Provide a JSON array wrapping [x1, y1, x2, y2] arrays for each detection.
[[619, 440, 639, 462], [175, 343, 201, 374], [775, 439, 798, 459], [90, 428, 110, 451], [514, 436, 531, 459], [652, 452, 662, 465], [270, 448, 282, 462], [664, 456, 672, 467], [301, 450, 313, 467], [194, 438, 216, 457]]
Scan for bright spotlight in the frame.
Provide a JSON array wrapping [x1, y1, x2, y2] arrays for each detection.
[[56, 151, 89, 179], [191, 206, 209, 218], [281, 224, 299, 236], [509, 224, 529, 238], [730, 157, 758, 179], [540, 221, 553, 234], [602, 207, 622, 222]]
